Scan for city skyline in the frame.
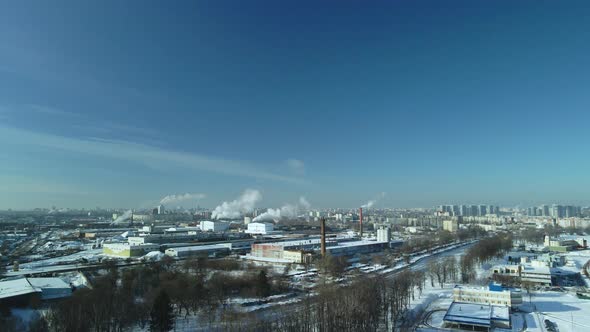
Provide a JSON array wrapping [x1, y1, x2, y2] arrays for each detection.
[[2, 1, 590, 209]]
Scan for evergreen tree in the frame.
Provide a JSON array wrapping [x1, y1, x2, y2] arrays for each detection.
[[255, 270, 271, 297], [150, 290, 174, 332]]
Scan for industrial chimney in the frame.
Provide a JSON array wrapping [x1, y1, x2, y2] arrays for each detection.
[[320, 217, 326, 257], [359, 207, 363, 238]]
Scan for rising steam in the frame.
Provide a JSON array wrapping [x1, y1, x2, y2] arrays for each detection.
[[253, 196, 311, 222], [160, 193, 206, 206], [361, 192, 386, 208], [112, 210, 132, 224], [211, 189, 262, 219]]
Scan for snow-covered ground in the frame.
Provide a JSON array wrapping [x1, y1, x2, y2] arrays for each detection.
[[18, 248, 103, 270]]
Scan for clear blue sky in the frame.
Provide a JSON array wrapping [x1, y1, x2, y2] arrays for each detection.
[[1, 1, 590, 209]]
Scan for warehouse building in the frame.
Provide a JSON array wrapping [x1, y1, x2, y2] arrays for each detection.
[[200, 221, 230, 232], [0, 277, 72, 306], [245, 222, 274, 235], [247, 237, 388, 263], [27, 278, 72, 300], [164, 243, 231, 258], [103, 243, 160, 258]]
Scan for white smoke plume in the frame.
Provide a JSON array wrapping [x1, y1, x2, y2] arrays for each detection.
[[112, 210, 132, 224], [253, 196, 310, 222], [160, 193, 206, 206], [299, 196, 311, 210], [212, 189, 262, 219], [361, 192, 386, 208]]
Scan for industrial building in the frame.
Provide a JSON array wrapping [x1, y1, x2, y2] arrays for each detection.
[[102, 243, 159, 258], [164, 243, 231, 258], [443, 301, 510, 331], [544, 235, 587, 252], [27, 278, 72, 300], [453, 283, 522, 308], [492, 264, 552, 285], [247, 237, 388, 263], [200, 221, 230, 232], [0, 277, 72, 306], [245, 222, 274, 235]]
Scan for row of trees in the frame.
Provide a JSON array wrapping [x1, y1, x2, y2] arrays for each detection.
[[460, 233, 513, 283], [33, 257, 275, 332], [240, 269, 427, 332]]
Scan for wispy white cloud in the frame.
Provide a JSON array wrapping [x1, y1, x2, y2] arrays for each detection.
[[27, 104, 83, 118], [0, 126, 307, 184], [286, 158, 305, 174]]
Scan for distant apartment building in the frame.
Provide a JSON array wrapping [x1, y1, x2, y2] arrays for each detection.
[[443, 219, 459, 233], [438, 204, 499, 217], [377, 226, 391, 243]]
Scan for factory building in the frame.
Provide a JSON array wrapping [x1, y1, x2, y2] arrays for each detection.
[[0, 277, 72, 306], [103, 243, 159, 258], [164, 244, 231, 258], [245, 222, 274, 234], [27, 278, 73, 300], [200, 221, 230, 232], [247, 237, 388, 263]]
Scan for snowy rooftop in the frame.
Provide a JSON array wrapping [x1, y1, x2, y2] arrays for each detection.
[[243, 255, 293, 264], [27, 278, 70, 290], [326, 239, 388, 249], [0, 278, 39, 300], [166, 244, 230, 253], [444, 302, 509, 327]]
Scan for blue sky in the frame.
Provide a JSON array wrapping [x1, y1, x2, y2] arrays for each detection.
[[1, 1, 590, 209]]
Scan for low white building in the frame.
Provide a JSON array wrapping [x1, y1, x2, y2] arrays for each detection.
[[453, 284, 522, 308], [103, 243, 159, 257], [493, 264, 553, 285], [200, 221, 230, 232], [245, 222, 274, 234]]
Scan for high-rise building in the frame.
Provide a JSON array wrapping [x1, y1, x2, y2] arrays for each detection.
[[470, 205, 478, 216], [460, 205, 469, 216], [377, 226, 391, 243], [478, 205, 487, 216], [541, 205, 549, 217]]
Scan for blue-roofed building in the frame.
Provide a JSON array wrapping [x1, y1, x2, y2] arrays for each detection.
[[453, 283, 522, 308]]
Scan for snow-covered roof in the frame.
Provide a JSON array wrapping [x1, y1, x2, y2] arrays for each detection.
[[166, 244, 229, 253], [444, 302, 509, 327], [0, 278, 40, 299], [27, 278, 70, 290], [326, 239, 387, 249]]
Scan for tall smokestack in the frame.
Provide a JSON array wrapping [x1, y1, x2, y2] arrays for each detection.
[[359, 207, 363, 238], [320, 217, 326, 257]]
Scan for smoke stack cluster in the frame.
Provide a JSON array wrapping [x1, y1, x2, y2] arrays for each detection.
[[320, 217, 326, 257], [359, 207, 363, 238]]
